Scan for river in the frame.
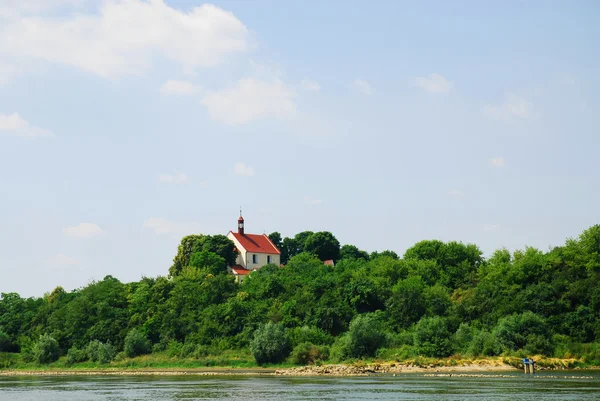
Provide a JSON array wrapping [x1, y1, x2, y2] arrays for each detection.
[[1, 371, 599, 400]]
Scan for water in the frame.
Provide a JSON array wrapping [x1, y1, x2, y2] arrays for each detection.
[[0, 371, 599, 400]]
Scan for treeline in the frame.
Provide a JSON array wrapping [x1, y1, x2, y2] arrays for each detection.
[[1, 226, 599, 366]]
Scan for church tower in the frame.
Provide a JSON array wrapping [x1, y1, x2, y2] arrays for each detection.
[[238, 211, 245, 235]]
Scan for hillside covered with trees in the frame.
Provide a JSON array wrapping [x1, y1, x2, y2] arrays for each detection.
[[1, 226, 599, 368]]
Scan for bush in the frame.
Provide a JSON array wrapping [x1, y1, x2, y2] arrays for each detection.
[[86, 340, 117, 364], [250, 322, 291, 365], [290, 342, 329, 365], [288, 326, 334, 347], [346, 313, 387, 358], [414, 316, 453, 357], [0, 331, 15, 352], [65, 346, 88, 366], [468, 330, 501, 357], [179, 342, 196, 358], [330, 334, 351, 362], [124, 329, 151, 358], [32, 334, 60, 364], [493, 311, 548, 352], [166, 340, 183, 357]]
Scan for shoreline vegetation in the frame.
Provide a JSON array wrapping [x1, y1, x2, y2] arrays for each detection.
[[1, 355, 598, 377], [2, 226, 600, 375]]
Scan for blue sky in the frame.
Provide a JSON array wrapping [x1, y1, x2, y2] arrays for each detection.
[[1, 0, 598, 297]]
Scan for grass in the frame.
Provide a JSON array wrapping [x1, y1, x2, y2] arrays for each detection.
[[2, 348, 598, 372]]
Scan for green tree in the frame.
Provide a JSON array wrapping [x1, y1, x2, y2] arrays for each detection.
[[189, 251, 227, 275], [304, 231, 340, 262], [170, 235, 236, 276], [250, 322, 291, 365], [345, 313, 386, 358], [414, 316, 453, 357], [340, 245, 370, 261], [386, 276, 426, 329], [124, 328, 151, 358], [33, 334, 60, 364], [268, 232, 283, 251]]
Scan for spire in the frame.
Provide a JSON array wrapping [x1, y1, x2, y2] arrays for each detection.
[[237, 208, 245, 235]]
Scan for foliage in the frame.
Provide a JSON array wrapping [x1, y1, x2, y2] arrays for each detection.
[[250, 322, 291, 365], [341, 313, 387, 359], [290, 342, 329, 365], [0, 330, 15, 352], [123, 329, 151, 358], [86, 340, 117, 364], [414, 317, 453, 358], [32, 334, 60, 364], [65, 346, 88, 365], [304, 231, 341, 262], [1, 225, 600, 364]]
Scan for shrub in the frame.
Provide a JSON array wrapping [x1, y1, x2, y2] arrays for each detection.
[[250, 322, 291, 365], [0, 331, 15, 352], [179, 343, 196, 358], [414, 316, 453, 357], [468, 330, 501, 357], [65, 346, 88, 366], [288, 326, 334, 347], [291, 342, 329, 365], [124, 329, 151, 358], [86, 340, 117, 364], [345, 313, 387, 358], [32, 334, 60, 364], [166, 340, 183, 357], [493, 311, 548, 352], [330, 334, 351, 362]]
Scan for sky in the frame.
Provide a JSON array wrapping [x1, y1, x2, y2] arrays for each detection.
[[1, 0, 599, 297]]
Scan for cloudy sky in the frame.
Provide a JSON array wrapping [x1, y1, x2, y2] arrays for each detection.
[[1, 0, 598, 297]]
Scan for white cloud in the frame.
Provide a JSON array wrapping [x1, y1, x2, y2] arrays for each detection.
[[482, 93, 532, 120], [483, 224, 500, 232], [158, 172, 189, 184], [234, 162, 255, 177], [490, 157, 505, 168], [63, 223, 105, 238], [352, 79, 374, 95], [143, 217, 200, 237], [304, 196, 323, 205], [0, 1, 249, 79], [0, 113, 53, 137], [160, 80, 201, 96], [448, 189, 464, 197], [414, 73, 452, 93], [202, 78, 296, 125], [299, 79, 321, 92]]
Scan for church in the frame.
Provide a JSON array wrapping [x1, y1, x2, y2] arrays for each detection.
[[226, 214, 281, 282]]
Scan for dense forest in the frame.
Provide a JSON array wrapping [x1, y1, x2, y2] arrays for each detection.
[[1, 225, 599, 367]]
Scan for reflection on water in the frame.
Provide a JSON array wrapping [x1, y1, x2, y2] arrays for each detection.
[[1, 371, 599, 401]]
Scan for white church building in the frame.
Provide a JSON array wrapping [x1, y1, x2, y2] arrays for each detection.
[[226, 214, 281, 281]]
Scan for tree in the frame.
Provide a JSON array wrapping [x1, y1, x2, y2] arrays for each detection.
[[124, 328, 151, 358], [170, 235, 236, 277], [414, 316, 453, 357], [386, 276, 426, 329], [345, 313, 386, 358], [33, 334, 60, 364], [304, 231, 340, 262], [340, 245, 370, 261], [268, 232, 283, 251], [370, 250, 399, 260], [189, 251, 227, 275], [250, 322, 291, 365]]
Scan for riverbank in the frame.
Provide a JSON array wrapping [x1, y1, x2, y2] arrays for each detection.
[[1, 357, 597, 377]]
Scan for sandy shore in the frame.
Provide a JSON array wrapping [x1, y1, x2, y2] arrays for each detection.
[[0, 363, 516, 377]]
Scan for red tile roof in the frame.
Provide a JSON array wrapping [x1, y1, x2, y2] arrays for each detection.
[[229, 232, 281, 255], [231, 265, 251, 275]]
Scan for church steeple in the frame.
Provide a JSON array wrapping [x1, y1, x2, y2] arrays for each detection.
[[237, 209, 244, 235]]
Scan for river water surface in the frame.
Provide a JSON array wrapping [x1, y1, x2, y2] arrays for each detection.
[[1, 371, 599, 400]]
